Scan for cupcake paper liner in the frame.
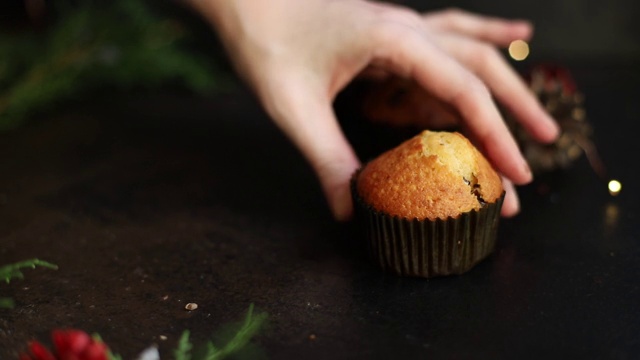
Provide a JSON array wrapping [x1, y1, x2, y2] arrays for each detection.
[[352, 177, 505, 278]]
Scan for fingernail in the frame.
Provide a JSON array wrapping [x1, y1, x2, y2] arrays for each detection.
[[545, 111, 561, 133], [552, 118, 562, 137], [523, 161, 533, 181], [513, 19, 533, 27]]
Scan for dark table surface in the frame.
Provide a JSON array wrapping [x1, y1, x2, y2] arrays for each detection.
[[1, 60, 639, 359]]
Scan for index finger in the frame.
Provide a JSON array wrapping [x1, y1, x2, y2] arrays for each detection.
[[370, 25, 532, 184]]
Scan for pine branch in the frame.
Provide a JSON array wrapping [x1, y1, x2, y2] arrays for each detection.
[[172, 304, 267, 360], [0, 0, 230, 130], [196, 303, 267, 360], [0, 297, 15, 309], [0, 259, 58, 284], [0, 259, 57, 309], [175, 330, 193, 360], [93, 334, 124, 360]]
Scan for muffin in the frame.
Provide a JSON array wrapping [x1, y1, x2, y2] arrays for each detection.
[[352, 130, 505, 278], [362, 78, 459, 129]]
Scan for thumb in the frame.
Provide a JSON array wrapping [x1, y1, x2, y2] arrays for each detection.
[[265, 81, 360, 221]]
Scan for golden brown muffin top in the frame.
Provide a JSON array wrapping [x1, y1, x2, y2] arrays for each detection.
[[356, 130, 503, 220]]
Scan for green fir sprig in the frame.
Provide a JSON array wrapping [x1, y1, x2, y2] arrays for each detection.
[[0, 258, 58, 283], [0, 258, 58, 308], [0, 0, 230, 130], [0, 297, 14, 309], [175, 331, 194, 360], [93, 334, 124, 360], [175, 304, 267, 360], [96, 304, 267, 359]]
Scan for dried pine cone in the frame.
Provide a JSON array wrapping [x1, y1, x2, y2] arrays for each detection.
[[507, 64, 602, 175]]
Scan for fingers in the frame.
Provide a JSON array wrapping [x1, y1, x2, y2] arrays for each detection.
[[435, 34, 559, 143], [423, 8, 533, 47], [371, 27, 532, 185], [263, 76, 360, 221], [500, 177, 520, 217]]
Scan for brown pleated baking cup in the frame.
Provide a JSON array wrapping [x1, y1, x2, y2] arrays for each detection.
[[351, 177, 505, 278]]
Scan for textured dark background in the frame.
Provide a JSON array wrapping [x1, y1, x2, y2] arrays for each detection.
[[1, 1, 639, 359], [2, 62, 639, 359], [2, 0, 640, 61], [404, 0, 640, 61]]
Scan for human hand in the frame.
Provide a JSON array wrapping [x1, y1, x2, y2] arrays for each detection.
[[188, 0, 559, 220]]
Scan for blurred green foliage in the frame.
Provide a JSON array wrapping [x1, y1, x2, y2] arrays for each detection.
[[0, 0, 230, 130], [0, 259, 58, 308], [175, 304, 268, 360]]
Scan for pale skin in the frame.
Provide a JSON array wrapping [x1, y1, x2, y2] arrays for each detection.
[[186, 0, 560, 220]]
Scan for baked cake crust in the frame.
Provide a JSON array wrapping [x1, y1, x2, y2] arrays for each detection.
[[356, 130, 503, 220]]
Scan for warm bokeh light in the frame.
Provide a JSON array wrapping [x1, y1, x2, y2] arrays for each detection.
[[508, 40, 530, 61], [608, 180, 622, 196]]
